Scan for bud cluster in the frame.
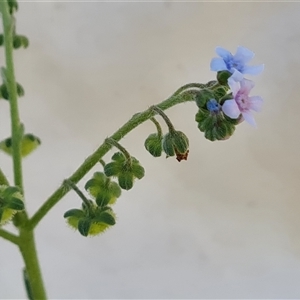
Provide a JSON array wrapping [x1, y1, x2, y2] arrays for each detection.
[[0, 185, 24, 225], [144, 107, 189, 162], [64, 139, 145, 236], [195, 46, 264, 141], [64, 172, 121, 237]]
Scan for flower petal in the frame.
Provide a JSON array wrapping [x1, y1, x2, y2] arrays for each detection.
[[210, 58, 227, 71], [248, 96, 263, 112], [243, 64, 264, 75], [222, 99, 240, 119], [240, 78, 255, 93], [234, 46, 254, 63], [215, 47, 232, 59], [228, 78, 240, 96], [230, 70, 244, 82], [242, 111, 257, 127]]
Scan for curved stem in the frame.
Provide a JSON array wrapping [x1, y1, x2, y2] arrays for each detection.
[[0, 228, 19, 245], [151, 105, 176, 132], [105, 138, 132, 165], [150, 117, 163, 137], [64, 179, 92, 209], [28, 89, 199, 229], [172, 82, 211, 96]]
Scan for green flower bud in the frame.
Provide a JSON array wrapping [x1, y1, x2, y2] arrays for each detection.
[[85, 172, 121, 206], [217, 70, 232, 86], [7, 0, 18, 14], [104, 152, 145, 190], [64, 204, 116, 237], [162, 131, 189, 161], [195, 88, 215, 108], [0, 34, 3, 46], [0, 82, 25, 100], [118, 172, 134, 190], [144, 133, 163, 157], [195, 108, 236, 141], [131, 157, 144, 179], [13, 35, 29, 49], [0, 185, 24, 225], [0, 133, 41, 157]]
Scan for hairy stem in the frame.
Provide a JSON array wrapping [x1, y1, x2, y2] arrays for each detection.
[[64, 179, 92, 209], [150, 117, 163, 137], [0, 1, 47, 299], [151, 105, 176, 132], [29, 88, 200, 229], [106, 137, 132, 164]]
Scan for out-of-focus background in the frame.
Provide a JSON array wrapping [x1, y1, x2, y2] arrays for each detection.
[[1, 1, 300, 299]]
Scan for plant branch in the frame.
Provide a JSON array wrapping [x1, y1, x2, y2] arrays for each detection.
[[28, 88, 200, 229], [0, 228, 19, 245]]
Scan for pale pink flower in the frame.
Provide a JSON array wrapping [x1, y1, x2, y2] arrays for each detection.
[[222, 77, 263, 127]]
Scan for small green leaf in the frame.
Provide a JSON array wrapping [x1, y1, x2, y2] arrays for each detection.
[[132, 164, 145, 180], [94, 212, 116, 226], [7, 197, 24, 210], [95, 191, 111, 207], [63, 209, 84, 219], [111, 152, 125, 162], [118, 173, 134, 190], [144, 133, 163, 157], [104, 162, 120, 177], [78, 218, 91, 237], [108, 181, 122, 198]]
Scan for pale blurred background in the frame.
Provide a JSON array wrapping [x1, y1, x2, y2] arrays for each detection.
[[1, 1, 300, 299]]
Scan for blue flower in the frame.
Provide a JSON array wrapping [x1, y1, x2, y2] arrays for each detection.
[[210, 46, 264, 76], [206, 99, 221, 113]]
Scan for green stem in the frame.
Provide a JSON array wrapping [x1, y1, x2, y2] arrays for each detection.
[[105, 137, 132, 164], [150, 117, 163, 137], [0, 168, 9, 185], [64, 179, 92, 209], [151, 105, 176, 132], [28, 89, 199, 229], [0, 2, 46, 299], [0, 1, 23, 191], [173, 82, 213, 96], [0, 228, 19, 245], [19, 228, 47, 300]]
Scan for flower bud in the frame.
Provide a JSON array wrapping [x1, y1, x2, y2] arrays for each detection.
[[13, 35, 29, 49], [217, 70, 232, 85], [144, 133, 163, 157], [195, 88, 215, 108], [0, 82, 25, 100], [195, 108, 235, 141], [7, 0, 18, 14], [0, 133, 41, 157], [64, 204, 116, 237], [118, 172, 134, 190], [85, 172, 121, 206], [104, 152, 145, 190], [0, 185, 24, 225], [162, 131, 189, 161]]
